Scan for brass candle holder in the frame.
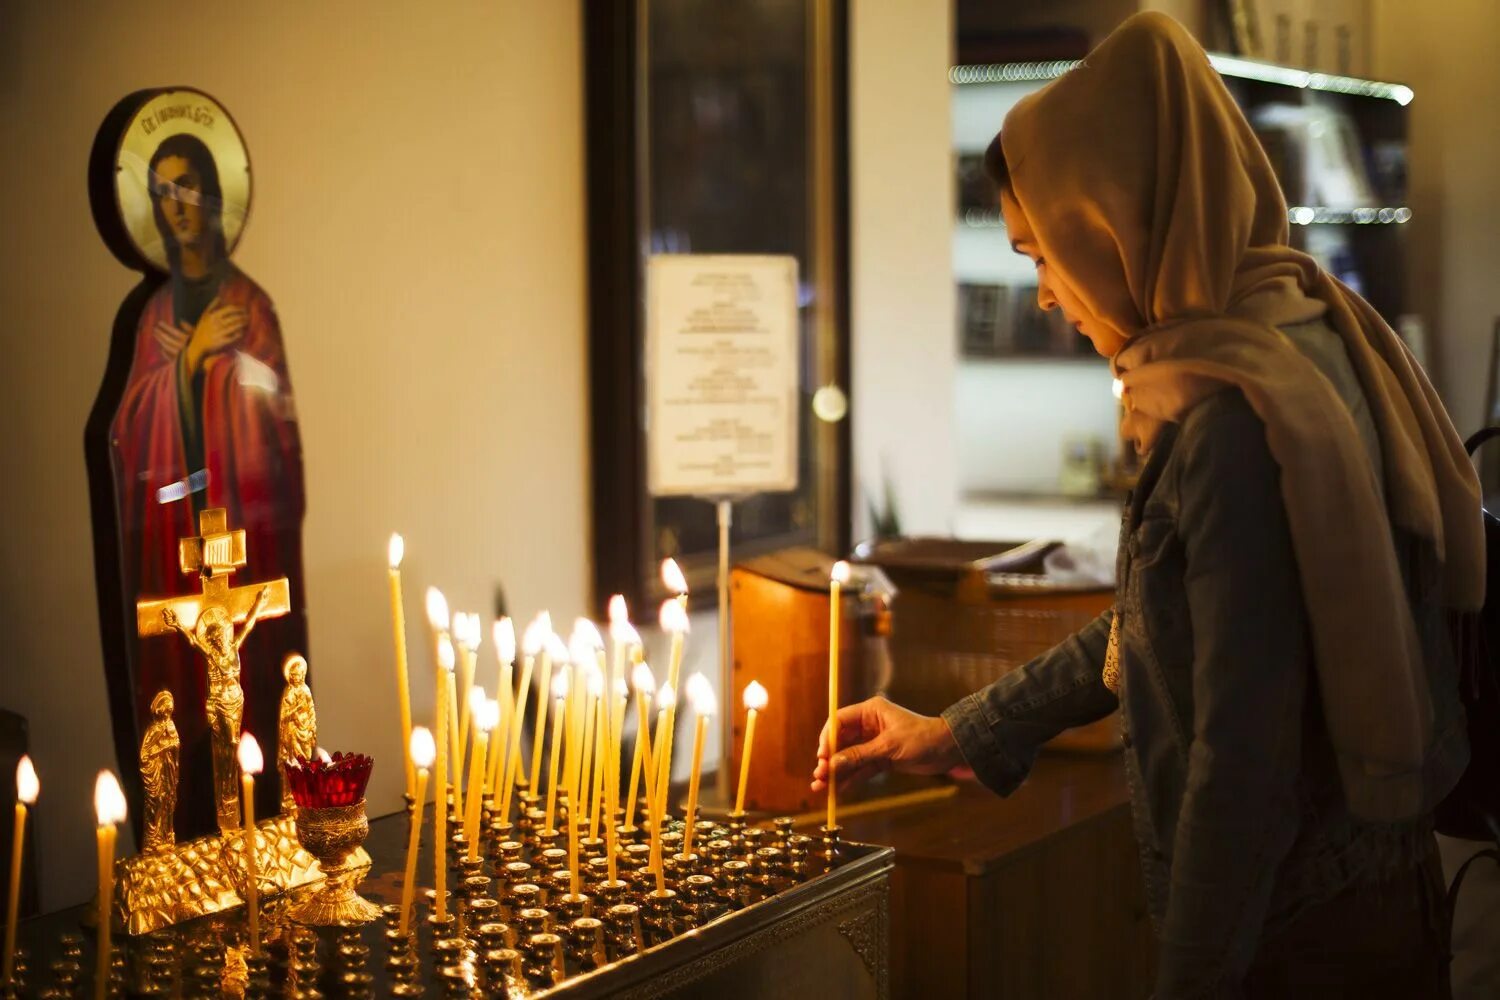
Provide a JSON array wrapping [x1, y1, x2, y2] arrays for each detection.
[[287, 801, 380, 926]]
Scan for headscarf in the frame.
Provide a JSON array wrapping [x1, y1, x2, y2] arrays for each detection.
[[1000, 12, 1483, 820]]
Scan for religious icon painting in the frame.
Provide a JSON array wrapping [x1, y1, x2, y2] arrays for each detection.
[[86, 88, 309, 839]]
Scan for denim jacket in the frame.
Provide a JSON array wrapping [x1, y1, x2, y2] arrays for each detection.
[[942, 384, 1443, 999]]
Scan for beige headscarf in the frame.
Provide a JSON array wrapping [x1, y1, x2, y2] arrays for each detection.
[[1001, 12, 1483, 820]]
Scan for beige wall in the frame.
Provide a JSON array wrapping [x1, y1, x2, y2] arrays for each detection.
[[1372, 0, 1500, 430], [0, 0, 590, 909], [850, 0, 958, 536]]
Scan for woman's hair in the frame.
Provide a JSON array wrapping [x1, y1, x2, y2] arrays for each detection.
[[982, 130, 1010, 193], [147, 132, 229, 271]]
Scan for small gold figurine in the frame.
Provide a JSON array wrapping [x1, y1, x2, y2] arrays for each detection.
[[277, 654, 317, 811], [139, 690, 180, 852], [221, 944, 249, 998], [163, 586, 272, 832]]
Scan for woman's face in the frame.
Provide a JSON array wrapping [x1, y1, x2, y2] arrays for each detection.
[[151, 154, 205, 250], [1000, 187, 1112, 354]]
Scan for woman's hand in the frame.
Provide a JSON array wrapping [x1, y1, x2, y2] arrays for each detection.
[[811, 696, 972, 794], [183, 303, 247, 374]]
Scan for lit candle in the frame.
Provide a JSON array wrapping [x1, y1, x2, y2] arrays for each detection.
[[4, 757, 38, 987], [605, 614, 637, 860], [463, 688, 491, 858], [487, 618, 516, 796], [655, 600, 690, 818], [682, 673, 716, 858], [544, 670, 570, 833], [93, 770, 126, 1000], [624, 663, 656, 834], [387, 534, 415, 800], [399, 727, 435, 936], [528, 617, 559, 794], [605, 675, 628, 880], [568, 624, 602, 821], [584, 672, 605, 841], [735, 681, 769, 815], [500, 617, 542, 821], [433, 634, 455, 921], [453, 612, 480, 788], [662, 558, 689, 609], [426, 587, 457, 824], [827, 561, 850, 830], [237, 733, 264, 956]]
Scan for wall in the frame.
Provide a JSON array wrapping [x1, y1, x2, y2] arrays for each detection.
[[0, 0, 590, 909], [849, 0, 958, 536], [1371, 0, 1500, 430]]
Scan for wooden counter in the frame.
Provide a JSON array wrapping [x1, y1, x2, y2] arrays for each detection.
[[840, 753, 1155, 999]]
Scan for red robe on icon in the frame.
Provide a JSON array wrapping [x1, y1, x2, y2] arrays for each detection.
[[110, 266, 308, 836]]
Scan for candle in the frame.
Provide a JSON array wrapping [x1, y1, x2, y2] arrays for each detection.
[[487, 618, 516, 796], [93, 771, 126, 1000], [237, 734, 264, 956], [682, 673, 716, 858], [399, 727, 435, 936], [463, 689, 492, 858], [387, 534, 415, 799], [453, 612, 480, 787], [605, 676, 627, 881], [528, 618, 559, 794], [624, 662, 656, 834], [433, 633, 455, 921], [647, 682, 675, 893], [661, 558, 689, 604], [4, 757, 38, 987], [735, 681, 769, 815], [425, 588, 456, 822], [827, 561, 850, 830], [567, 624, 602, 819], [543, 670, 569, 832], [655, 599, 690, 817], [500, 618, 541, 821], [583, 672, 604, 840]]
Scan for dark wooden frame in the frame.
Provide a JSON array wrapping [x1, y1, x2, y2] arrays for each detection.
[[583, 0, 853, 613]]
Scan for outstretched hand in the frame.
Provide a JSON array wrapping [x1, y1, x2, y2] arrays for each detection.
[[811, 696, 972, 795]]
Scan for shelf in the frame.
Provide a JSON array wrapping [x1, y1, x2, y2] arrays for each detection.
[[950, 54, 1414, 105]]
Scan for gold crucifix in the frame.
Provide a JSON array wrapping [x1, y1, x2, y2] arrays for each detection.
[[137, 508, 291, 831]]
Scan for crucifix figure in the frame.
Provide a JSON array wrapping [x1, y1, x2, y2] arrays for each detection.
[[138, 508, 291, 831]]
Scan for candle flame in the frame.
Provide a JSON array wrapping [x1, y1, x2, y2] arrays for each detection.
[[522, 615, 547, 658], [425, 587, 449, 632], [438, 635, 456, 671], [552, 669, 571, 699], [1112, 377, 1125, 400], [388, 532, 404, 569], [544, 632, 570, 664], [237, 733, 264, 775], [657, 682, 677, 710], [569, 630, 600, 668], [587, 672, 605, 698], [614, 677, 629, 700], [467, 684, 487, 714], [659, 599, 690, 634], [831, 561, 851, 584], [94, 770, 127, 826], [573, 618, 604, 649], [15, 755, 38, 805], [685, 672, 717, 716], [661, 559, 688, 595], [743, 680, 769, 711], [494, 617, 516, 664], [612, 620, 641, 647], [410, 726, 436, 768], [608, 594, 628, 624], [452, 611, 481, 650], [317, 747, 333, 764], [478, 699, 501, 733], [632, 661, 656, 693]]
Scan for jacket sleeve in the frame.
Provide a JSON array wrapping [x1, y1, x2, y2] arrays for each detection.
[[940, 609, 1117, 795], [1155, 396, 1308, 999]]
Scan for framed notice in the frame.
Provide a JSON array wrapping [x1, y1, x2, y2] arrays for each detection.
[[647, 255, 800, 497]]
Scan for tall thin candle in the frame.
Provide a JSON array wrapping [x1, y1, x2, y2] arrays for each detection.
[[584, 674, 605, 840], [387, 534, 415, 799], [399, 728, 435, 936], [543, 671, 569, 832], [647, 683, 675, 894], [464, 694, 495, 859], [4, 757, 37, 987], [488, 619, 516, 795], [499, 619, 540, 820], [735, 681, 769, 815], [528, 622, 559, 794], [93, 771, 126, 1000], [655, 600, 690, 817], [682, 674, 716, 858], [433, 634, 455, 921], [425, 587, 453, 819], [453, 613, 480, 787], [625, 663, 657, 834], [605, 676, 628, 882], [827, 561, 850, 830], [237, 734, 264, 956]]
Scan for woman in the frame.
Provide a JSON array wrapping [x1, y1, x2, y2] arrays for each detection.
[[815, 13, 1481, 998], [110, 130, 308, 837]]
